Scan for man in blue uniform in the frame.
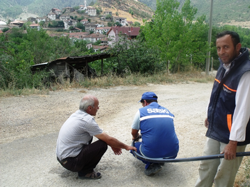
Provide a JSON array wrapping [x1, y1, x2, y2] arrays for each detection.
[[131, 92, 179, 176], [195, 31, 250, 187]]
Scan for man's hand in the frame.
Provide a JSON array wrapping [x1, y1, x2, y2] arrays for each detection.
[[125, 145, 137, 151], [111, 147, 122, 155], [221, 141, 238, 160], [205, 118, 209, 128]]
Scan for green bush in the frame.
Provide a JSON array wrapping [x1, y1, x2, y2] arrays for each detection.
[[0, 28, 91, 90]]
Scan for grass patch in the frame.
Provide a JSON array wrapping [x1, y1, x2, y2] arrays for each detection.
[[0, 87, 49, 97], [235, 155, 250, 187], [0, 70, 215, 97]]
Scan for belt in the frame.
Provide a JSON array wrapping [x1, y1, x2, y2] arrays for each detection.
[[57, 157, 68, 165]]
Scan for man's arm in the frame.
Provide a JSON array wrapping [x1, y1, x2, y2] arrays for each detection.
[[95, 132, 136, 154], [131, 129, 140, 140], [131, 110, 140, 140]]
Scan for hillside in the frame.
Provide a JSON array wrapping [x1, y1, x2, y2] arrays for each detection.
[[95, 0, 154, 23], [0, 0, 153, 25], [0, 0, 249, 28], [139, 0, 250, 27], [0, 0, 97, 20]]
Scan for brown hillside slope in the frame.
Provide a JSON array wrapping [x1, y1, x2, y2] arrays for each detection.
[[94, 0, 154, 24]]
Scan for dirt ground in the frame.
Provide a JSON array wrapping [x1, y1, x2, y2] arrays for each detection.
[[0, 82, 249, 187]]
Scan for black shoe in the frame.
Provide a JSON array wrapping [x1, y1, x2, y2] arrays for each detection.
[[78, 171, 102, 180], [144, 163, 162, 176]]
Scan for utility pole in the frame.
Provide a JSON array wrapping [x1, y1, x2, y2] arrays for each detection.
[[205, 0, 214, 75]]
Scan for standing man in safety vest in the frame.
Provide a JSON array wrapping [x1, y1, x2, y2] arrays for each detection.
[[131, 92, 179, 176], [195, 31, 250, 187]]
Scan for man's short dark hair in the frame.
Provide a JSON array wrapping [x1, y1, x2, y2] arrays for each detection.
[[141, 99, 158, 104], [216, 31, 240, 47]]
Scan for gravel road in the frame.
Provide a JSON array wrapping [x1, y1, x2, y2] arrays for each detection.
[[0, 82, 248, 187]]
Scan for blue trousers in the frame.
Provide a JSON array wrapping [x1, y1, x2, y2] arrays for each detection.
[[131, 142, 177, 169]]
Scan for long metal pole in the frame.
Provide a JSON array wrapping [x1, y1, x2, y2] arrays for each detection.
[[205, 0, 214, 75]]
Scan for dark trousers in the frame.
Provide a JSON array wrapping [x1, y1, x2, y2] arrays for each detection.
[[58, 140, 108, 175]]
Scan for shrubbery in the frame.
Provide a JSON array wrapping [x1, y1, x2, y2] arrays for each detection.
[[0, 28, 90, 89]]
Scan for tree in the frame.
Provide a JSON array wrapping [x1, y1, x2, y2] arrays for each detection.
[[115, 22, 122, 26], [0, 28, 92, 89], [102, 37, 162, 75], [2, 28, 9, 32], [108, 22, 113, 27], [106, 14, 112, 19], [76, 22, 85, 31], [39, 21, 45, 27], [143, 0, 209, 72]]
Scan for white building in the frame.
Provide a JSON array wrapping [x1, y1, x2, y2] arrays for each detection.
[[95, 27, 111, 34], [36, 17, 48, 23], [48, 12, 56, 20], [63, 19, 77, 29], [0, 20, 7, 26], [113, 17, 128, 26], [87, 6, 96, 16]]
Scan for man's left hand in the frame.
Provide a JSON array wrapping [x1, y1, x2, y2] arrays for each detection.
[[111, 147, 122, 155], [221, 141, 238, 160]]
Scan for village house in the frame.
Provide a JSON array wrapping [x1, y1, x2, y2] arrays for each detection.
[[96, 24, 104, 27], [80, 19, 88, 25], [86, 43, 92, 49], [112, 17, 127, 26], [48, 12, 56, 20], [36, 17, 49, 23], [0, 20, 7, 30], [63, 19, 77, 29], [79, 1, 87, 11], [82, 33, 106, 43], [86, 6, 96, 16], [95, 27, 111, 34], [103, 11, 112, 16], [100, 16, 106, 21], [100, 37, 108, 45], [9, 20, 24, 27], [92, 45, 108, 52], [60, 15, 71, 21], [86, 43, 108, 52], [107, 26, 140, 46], [67, 32, 89, 41], [79, 5, 85, 10], [27, 17, 37, 23], [51, 8, 62, 15], [85, 23, 97, 32], [29, 23, 40, 30]]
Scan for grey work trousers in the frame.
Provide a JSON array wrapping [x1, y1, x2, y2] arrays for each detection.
[[195, 138, 246, 187]]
